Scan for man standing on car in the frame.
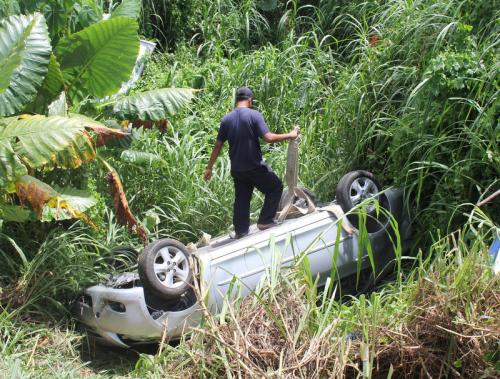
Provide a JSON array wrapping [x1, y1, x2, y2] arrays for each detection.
[[204, 87, 299, 239]]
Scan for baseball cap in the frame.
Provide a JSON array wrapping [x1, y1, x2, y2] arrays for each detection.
[[235, 86, 253, 101]]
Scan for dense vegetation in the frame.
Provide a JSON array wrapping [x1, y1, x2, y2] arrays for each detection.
[[0, 0, 498, 377]]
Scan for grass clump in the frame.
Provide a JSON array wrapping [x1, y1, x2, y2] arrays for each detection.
[[132, 210, 499, 378]]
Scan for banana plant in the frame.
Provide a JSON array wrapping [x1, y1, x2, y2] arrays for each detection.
[[0, 114, 127, 222], [0, 7, 195, 239]]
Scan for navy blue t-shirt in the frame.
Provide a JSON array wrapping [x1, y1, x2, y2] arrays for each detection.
[[217, 107, 270, 171]]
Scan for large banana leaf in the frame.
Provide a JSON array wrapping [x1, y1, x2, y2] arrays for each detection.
[[0, 13, 51, 116], [0, 114, 133, 185], [111, 0, 141, 20], [112, 88, 195, 121], [51, 132, 96, 169], [0, 115, 97, 190], [15, 175, 96, 222], [54, 185, 97, 212], [56, 17, 139, 98], [0, 115, 88, 169]]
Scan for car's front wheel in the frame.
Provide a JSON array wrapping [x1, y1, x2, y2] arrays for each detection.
[[138, 239, 193, 299]]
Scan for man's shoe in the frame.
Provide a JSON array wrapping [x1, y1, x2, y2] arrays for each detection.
[[257, 222, 278, 231], [229, 230, 249, 239]]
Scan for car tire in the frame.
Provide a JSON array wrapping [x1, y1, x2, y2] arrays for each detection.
[[336, 170, 389, 232], [278, 186, 316, 212], [138, 239, 193, 299]]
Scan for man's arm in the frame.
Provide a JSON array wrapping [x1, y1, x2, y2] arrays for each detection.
[[204, 140, 224, 181], [262, 129, 299, 143]]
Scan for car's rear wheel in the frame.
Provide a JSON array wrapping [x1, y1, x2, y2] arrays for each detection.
[[138, 239, 193, 299], [278, 186, 316, 213], [335, 170, 388, 232]]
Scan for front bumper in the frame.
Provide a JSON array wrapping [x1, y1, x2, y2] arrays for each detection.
[[75, 274, 201, 348]]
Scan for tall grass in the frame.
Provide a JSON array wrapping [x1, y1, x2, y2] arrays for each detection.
[[319, 0, 499, 240], [0, 206, 497, 377], [120, 0, 498, 245], [130, 208, 498, 378], [0, 223, 140, 320]]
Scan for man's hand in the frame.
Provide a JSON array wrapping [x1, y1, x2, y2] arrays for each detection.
[[263, 128, 301, 144], [204, 167, 213, 182], [204, 140, 224, 182], [288, 128, 300, 140]]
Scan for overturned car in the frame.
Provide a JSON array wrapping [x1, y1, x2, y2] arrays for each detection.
[[75, 171, 411, 348]]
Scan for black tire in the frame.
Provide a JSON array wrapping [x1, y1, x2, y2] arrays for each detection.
[[138, 239, 193, 299], [335, 170, 389, 232], [278, 186, 316, 212]]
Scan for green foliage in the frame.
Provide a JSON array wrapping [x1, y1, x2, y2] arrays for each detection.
[[140, 0, 287, 50], [140, 0, 201, 49], [111, 0, 141, 20], [18, 0, 107, 41], [35, 0, 77, 39], [310, 0, 499, 236], [0, 0, 19, 18], [69, 0, 103, 32], [424, 49, 484, 95], [56, 17, 140, 99], [0, 5, 192, 231], [25, 54, 65, 114], [0, 203, 31, 222], [119, 149, 165, 166], [0, 0, 498, 376], [107, 129, 233, 241], [0, 13, 51, 116], [0, 226, 110, 316], [112, 88, 195, 121]]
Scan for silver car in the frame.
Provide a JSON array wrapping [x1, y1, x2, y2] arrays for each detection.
[[75, 171, 411, 348]]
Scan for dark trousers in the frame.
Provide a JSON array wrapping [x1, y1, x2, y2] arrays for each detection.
[[231, 165, 283, 234]]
